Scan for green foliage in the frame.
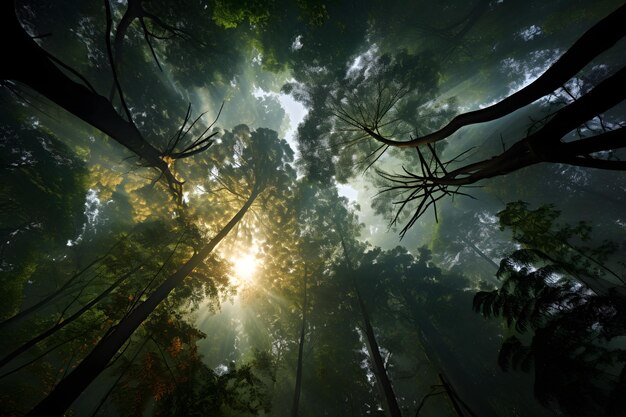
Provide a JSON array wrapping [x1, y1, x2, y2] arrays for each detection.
[[112, 332, 271, 417], [0, 112, 87, 318], [498, 201, 623, 286], [211, 0, 274, 29], [474, 203, 626, 416], [3, 1, 625, 416]]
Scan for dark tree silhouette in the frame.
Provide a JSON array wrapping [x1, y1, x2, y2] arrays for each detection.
[[290, 265, 307, 417], [0, 1, 217, 202], [22, 127, 290, 417], [337, 228, 403, 417], [334, 3, 626, 234], [474, 206, 626, 417], [339, 3, 625, 148]]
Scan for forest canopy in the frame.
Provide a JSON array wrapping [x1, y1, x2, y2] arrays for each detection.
[[1, 1, 625, 417]]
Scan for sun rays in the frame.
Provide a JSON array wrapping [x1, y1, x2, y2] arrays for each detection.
[[232, 253, 259, 284]]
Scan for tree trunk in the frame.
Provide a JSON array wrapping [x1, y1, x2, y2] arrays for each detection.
[[459, 237, 499, 270], [24, 185, 261, 417], [355, 282, 403, 417], [400, 290, 496, 417], [0, 1, 181, 197], [0, 265, 140, 369], [290, 265, 308, 417], [335, 227, 402, 417]]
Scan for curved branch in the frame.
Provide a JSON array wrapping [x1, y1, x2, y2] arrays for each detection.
[[361, 3, 626, 148], [560, 127, 626, 157], [1, 1, 184, 202], [377, 64, 626, 234], [139, 16, 163, 71]]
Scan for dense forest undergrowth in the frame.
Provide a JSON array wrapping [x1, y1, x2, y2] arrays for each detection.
[[1, 1, 625, 416]]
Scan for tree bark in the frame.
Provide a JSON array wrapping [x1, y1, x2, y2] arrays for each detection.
[[356, 282, 403, 417], [362, 2, 626, 147], [24, 184, 261, 417], [0, 265, 140, 369], [290, 265, 308, 417], [400, 290, 496, 417], [336, 228, 402, 417], [0, 1, 181, 197]]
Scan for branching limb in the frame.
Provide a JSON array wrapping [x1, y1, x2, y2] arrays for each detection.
[[104, 0, 134, 124], [352, 4, 626, 147], [164, 102, 224, 160]]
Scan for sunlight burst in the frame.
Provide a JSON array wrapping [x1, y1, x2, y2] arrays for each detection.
[[232, 254, 258, 284]]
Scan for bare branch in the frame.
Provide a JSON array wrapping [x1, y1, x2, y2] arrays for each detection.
[[104, 0, 134, 124]]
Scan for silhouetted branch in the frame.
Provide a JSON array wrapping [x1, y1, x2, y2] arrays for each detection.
[[165, 102, 224, 160], [373, 64, 626, 234], [104, 0, 134, 124], [45, 53, 97, 94], [352, 4, 626, 147], [139, 17, 163, 71], [414, 385, 446, 416]]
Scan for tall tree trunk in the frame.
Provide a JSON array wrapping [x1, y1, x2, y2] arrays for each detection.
[[361, 3, 626, 147], [0, 238, 126, 331], [0, 265, 140, 369], [336, 229, 402, 417], [400, 290, 496, 417], [459, 237, 499, 270], [355, 282, 403, 417], [290, 265, 308, 417], [0, 1, 181, 197], [24, 185, 261, 417]]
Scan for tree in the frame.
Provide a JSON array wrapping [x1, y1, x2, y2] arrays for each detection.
[[0, 110, 87, 319], [332, 3, 626, 234], [23, 126, 293, 417], [297, 192, 384, 416], [497, 201, 624, 292], [3, 1, 625, 416], [473, 203, 626, 417], [356, 246, 500, 417], [289, 265, 307, 417], [0, 1, 219, 201], [102, 312, 270, 417], [325, 200, 403, 417]]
